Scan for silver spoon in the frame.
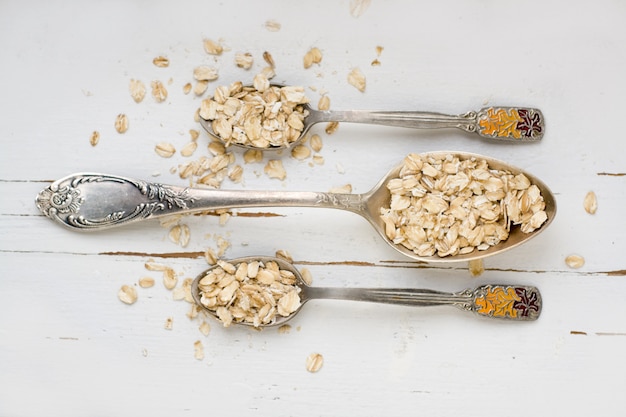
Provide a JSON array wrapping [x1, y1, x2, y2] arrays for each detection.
[[190, 256, 542, 328], [35, 151, 556, 263], [199, 84, 545, 150]]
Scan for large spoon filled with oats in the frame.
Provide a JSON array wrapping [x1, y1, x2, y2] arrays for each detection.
[[197, 79, 545, 150], [190, 255, 543, 328], [36, 151, 556, 263]]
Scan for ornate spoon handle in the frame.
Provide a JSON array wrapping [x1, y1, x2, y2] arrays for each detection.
[[309, 106, 545, 141], [304, 284, 542, 321], [36, 173, 366, 231]]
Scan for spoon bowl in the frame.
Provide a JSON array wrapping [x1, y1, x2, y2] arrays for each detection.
[[36, 151, 556, 263], [198, 83, 545, 151], [190, 255, 543, 328]]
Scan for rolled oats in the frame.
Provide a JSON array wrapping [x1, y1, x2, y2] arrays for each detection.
[[565, 254, 585, 269], [194, 340, 205, 360], [325, 121, 339, 135], [305, 353, 324, 372], [138, 276, 155, 288], [193, 81, 209, 96], [89, 131, 100, 146], [263, 51, 275, 68], [199, 321, 211, 336], [199, 75, 309, 148], [235, 52, 254, 69], [347, 67, 366, 92], [152, 56, 170, 68], [194, 66, 219, 82], [264, 20, 281, 32], [183, 82, 192, 95], [303, 47, 323, 69], [350, 0, 371, 17], [380, 153, 549, 258], [129, 79, 146, 103], [163, 267, 178, 290], [155, 142, 176, 158], [264, 159, 287, 180], [180, 141, 198, 157], [203, 38, 223, 55], [244, 149, 264, 163], [291, 145, 311, 160], [164, 317, 173, 330], [310, 134, 323, 152], [583, 191, 597, 214], [318, 95, 330, 111], [468, 259, 484, 277], [118, 284, 138, 305], [114, 114, 129, 133], [330, 184, 353, 193], [151, 80, 168, 102], [196, 260, 302, 327]]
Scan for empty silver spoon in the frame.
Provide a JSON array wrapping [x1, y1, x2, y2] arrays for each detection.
[[36, 151, 556, 263], [198, 83, 545, 150], [190, 256, 542, 328]]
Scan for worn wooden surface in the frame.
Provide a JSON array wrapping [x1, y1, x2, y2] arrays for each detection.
[[1, 1, 625, 416]]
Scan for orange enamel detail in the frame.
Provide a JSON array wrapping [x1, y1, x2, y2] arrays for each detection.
[[478, 107, 523, 139], [474, 286, 521, 318]]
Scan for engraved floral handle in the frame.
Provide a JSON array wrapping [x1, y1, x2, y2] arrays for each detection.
[[307, 106, 545, 141], [35, 173, 367, 231], [303, 284, 542, 320]]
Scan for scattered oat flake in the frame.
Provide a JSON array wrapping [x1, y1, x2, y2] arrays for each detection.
[[330, 184, 352, 194], [583, 191, 597, 214], [151, 80, 168, 102], [306, 353, 324, 373], [145, 260, 167, 271], [194, 81, 209, 96], [163, 267, 178, 290], [350, 0, 371, 17], [291, 145, 311, 160], [325, 121, 339, 135], [263, 51, 275, 68], [468, 259, 485, 277], [235, 52, 254, 69], [244, 149, 264, 163], [318, 95, 330, 111], [565, 254, 585, 269], [180, 141, 198, 157], [203, 39, 223, 55], [155, 142, 176, 158], [312, 155, 325, 165], [118, 285, 138, 305], [265, 20, 281, 32], [264, 159, 287, 180], [138, 276, 155, 288], [275, 250, 294, 263], [278, 324, 291, 334], [347, 68, 366, 92], [89, 131, 100, 146], [114, 114, 129, 134], [199, 321, 211, 336], [194, 66, 219, 82], [303, 47, 323, 69], [310, 134, 323, 152], [183, 82, 192, 94], [129, 79, 146, 103], [153, 56, 169, 68], [164, 317, 173, 330], [300, 268, 313, 285], [194, 340, 205, 360]]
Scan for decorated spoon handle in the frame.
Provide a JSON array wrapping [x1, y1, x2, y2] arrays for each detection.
[[318, 107, 544, 141], [35, 173, 366, 231], [308, 284, 541, 321]]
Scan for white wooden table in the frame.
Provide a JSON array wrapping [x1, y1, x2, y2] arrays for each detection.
[[2, 1, 625, 415]]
